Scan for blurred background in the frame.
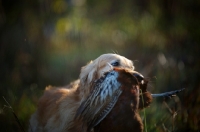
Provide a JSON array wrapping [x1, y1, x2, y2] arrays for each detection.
[[0, 0, 199, 131]]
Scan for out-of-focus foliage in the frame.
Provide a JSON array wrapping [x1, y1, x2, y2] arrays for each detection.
[[0, 0, 199, 131]]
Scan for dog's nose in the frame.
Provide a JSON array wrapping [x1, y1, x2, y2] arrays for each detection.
[[133, 72, 144, 82]]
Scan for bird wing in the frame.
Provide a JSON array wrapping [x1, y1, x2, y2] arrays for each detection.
[[75, 71, 122, 130], [87, 89, 122, 130]]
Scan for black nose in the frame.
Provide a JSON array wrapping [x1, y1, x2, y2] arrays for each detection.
[[133, 72, 144, 82]]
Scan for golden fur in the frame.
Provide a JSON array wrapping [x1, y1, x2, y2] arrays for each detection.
[[29, 53, 135, 132]]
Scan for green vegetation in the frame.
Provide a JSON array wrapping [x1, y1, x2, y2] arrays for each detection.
[[0, 0, 199, 131]]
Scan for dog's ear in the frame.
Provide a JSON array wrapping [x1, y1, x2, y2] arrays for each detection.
[[79, 60, 98, 85], [79, 60, 98, 101]]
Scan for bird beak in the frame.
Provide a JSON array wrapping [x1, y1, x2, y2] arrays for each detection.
[[132, 71, 144, 84]]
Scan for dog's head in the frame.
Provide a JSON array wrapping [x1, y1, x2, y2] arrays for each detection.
[[79, 53, 134, 99]]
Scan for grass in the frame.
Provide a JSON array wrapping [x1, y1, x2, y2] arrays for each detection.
[[2, 96, 26, 132], [140, 89, 148, 132]]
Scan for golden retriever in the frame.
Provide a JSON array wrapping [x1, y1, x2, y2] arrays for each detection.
[[29, 53, 135, 132]]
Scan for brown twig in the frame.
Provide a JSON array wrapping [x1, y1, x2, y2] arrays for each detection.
[[163, 100, 179, 132]]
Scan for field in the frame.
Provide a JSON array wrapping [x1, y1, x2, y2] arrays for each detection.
[[0, 0, 199, 131]]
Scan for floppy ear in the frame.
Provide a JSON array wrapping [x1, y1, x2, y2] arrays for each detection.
[[79, 60, 98, 85]]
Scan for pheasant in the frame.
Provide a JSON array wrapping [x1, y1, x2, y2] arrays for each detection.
[[75, 67, 153, 132]]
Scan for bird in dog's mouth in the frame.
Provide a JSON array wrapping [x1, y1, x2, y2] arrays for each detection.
[[75, 67, 184, 132], [75, 68, 153, 131]]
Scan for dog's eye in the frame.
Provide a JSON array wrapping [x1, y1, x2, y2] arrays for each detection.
[[111, 61, 120, 66]]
